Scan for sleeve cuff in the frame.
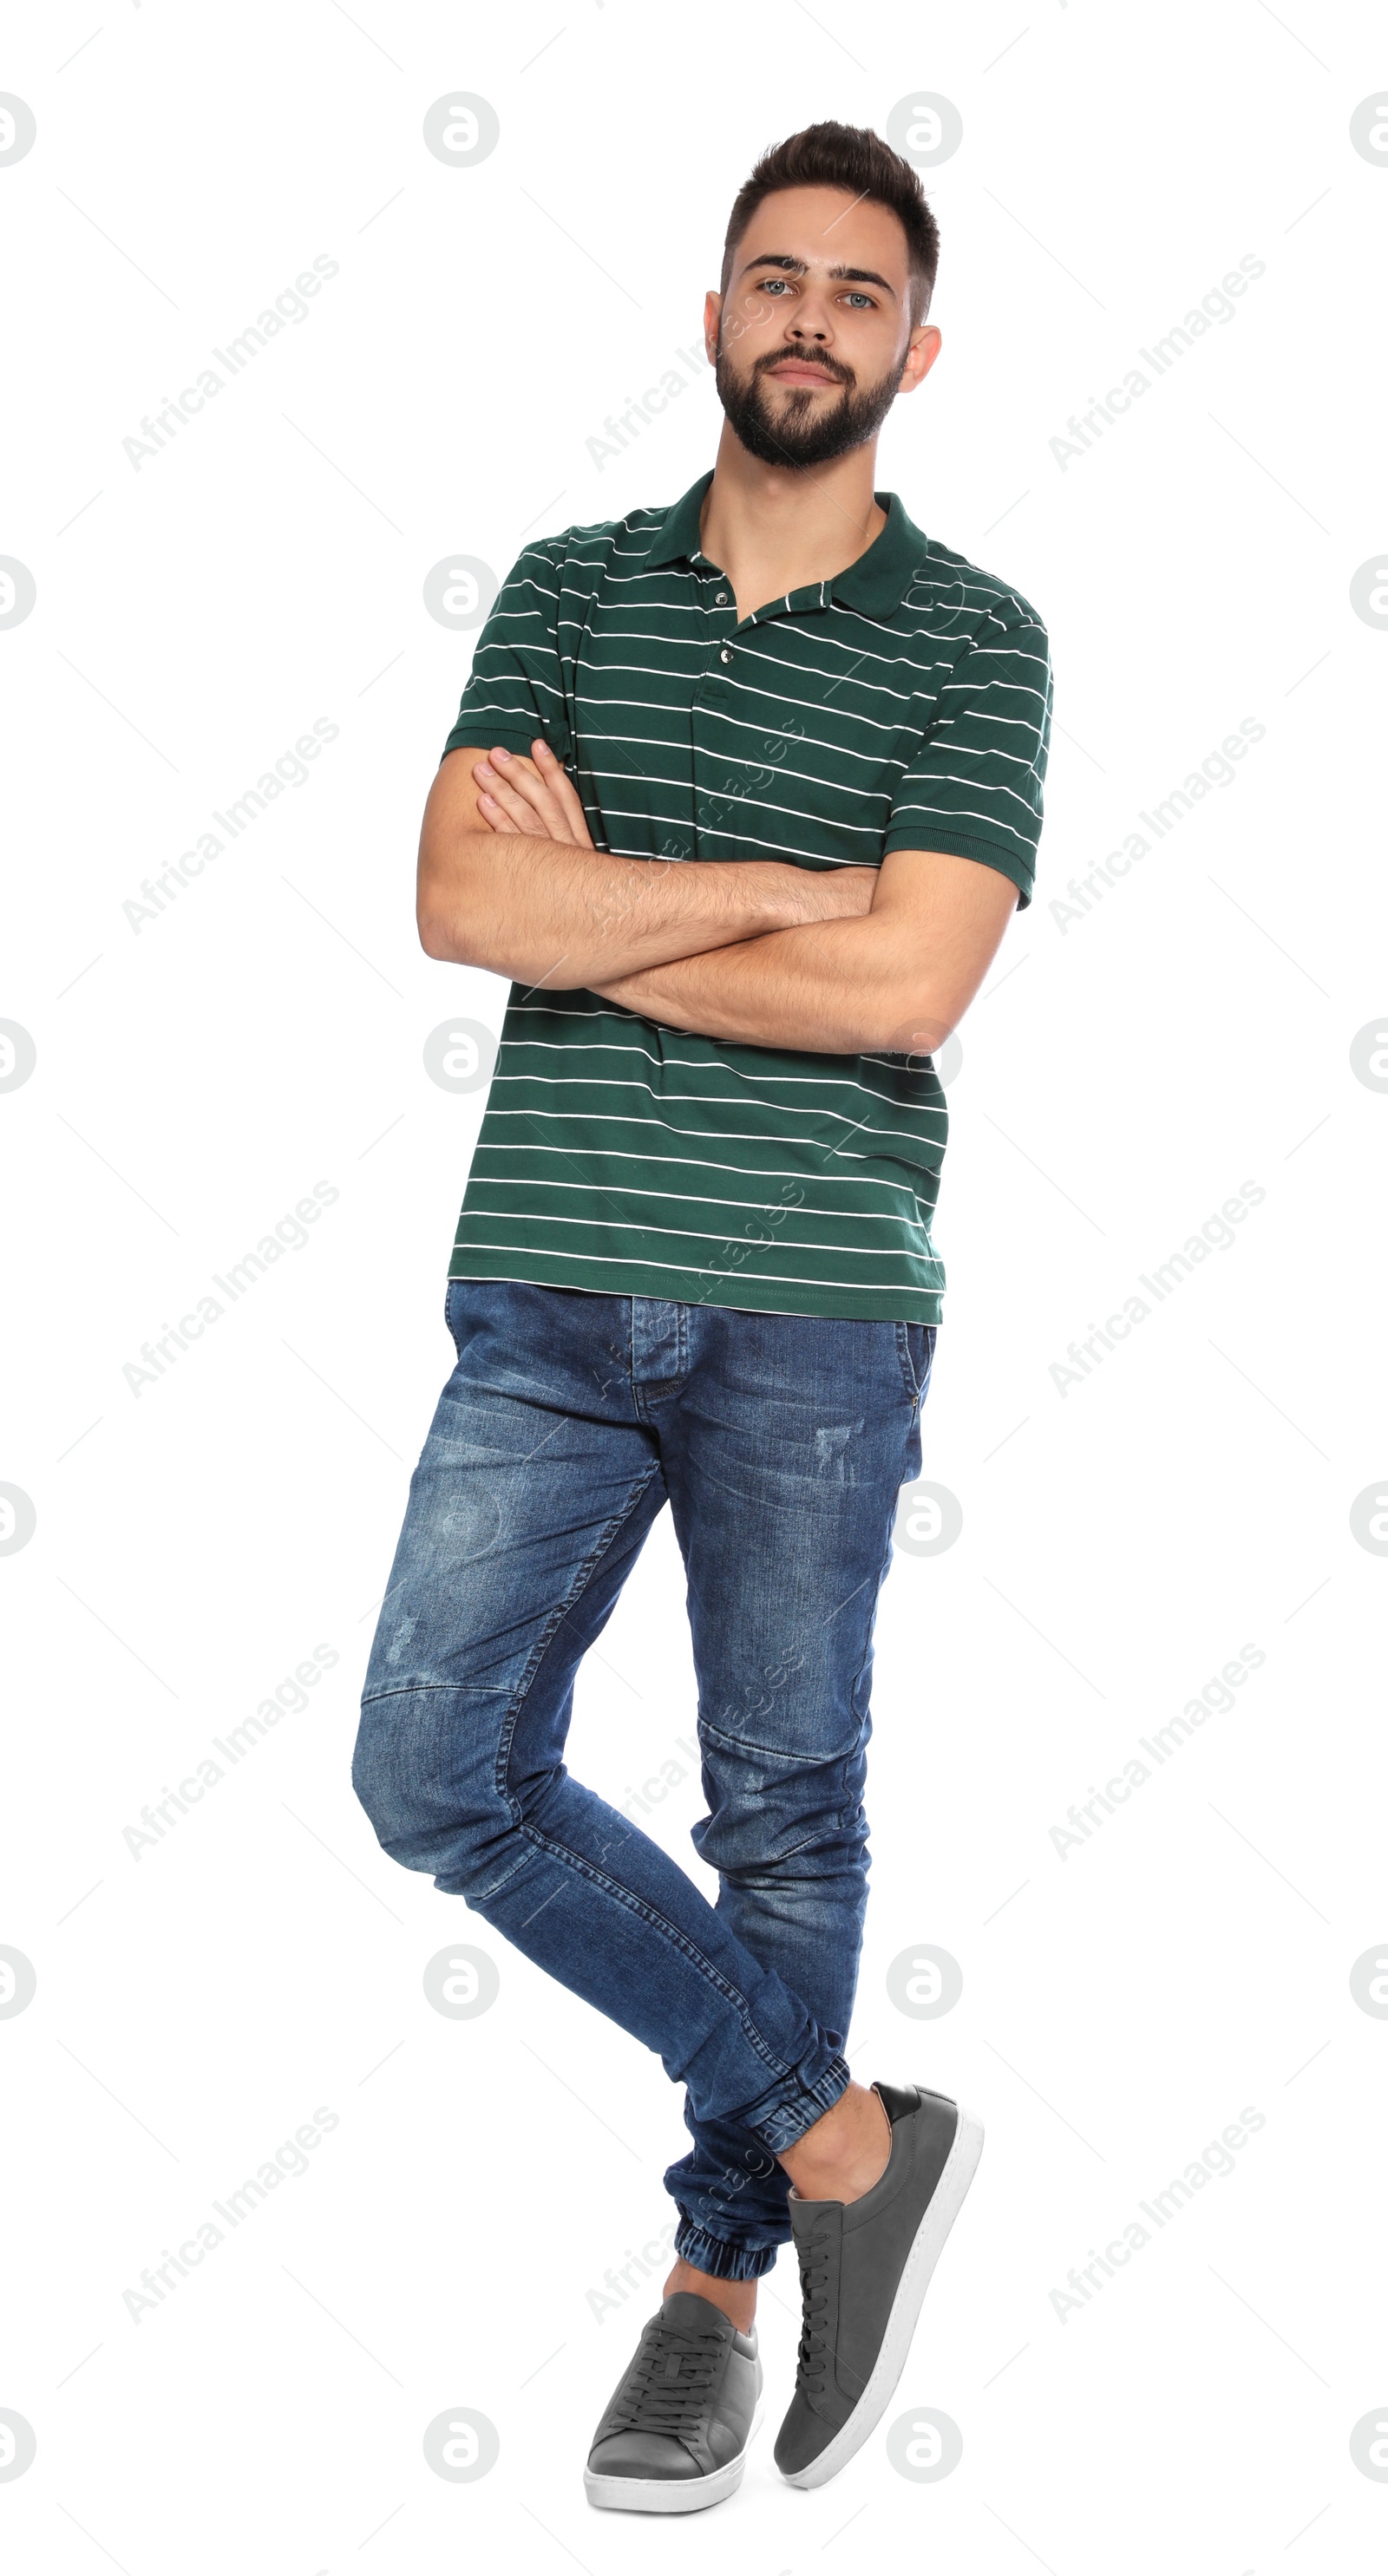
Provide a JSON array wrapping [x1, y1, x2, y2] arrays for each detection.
[[881, 827, 1034, 908], [441, 716, 572, 765]]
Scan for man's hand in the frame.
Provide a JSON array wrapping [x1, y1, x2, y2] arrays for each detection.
[[471, 738, 595, 847]]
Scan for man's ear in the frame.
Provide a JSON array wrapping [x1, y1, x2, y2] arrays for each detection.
[[896, 325, 942, 396], [703, 285, 722, 365]]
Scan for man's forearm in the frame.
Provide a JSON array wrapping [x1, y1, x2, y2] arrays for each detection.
[[593, 916, 922, 1055], [418, 827, 874, 989], [592, 852, 1019, 1055]]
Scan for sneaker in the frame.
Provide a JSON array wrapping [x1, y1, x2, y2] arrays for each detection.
[[774, 2082, 983, 2489], [584, 2289, 763, 2513]]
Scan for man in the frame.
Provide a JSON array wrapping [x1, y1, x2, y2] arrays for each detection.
[[354, 119, 1051, 2511]]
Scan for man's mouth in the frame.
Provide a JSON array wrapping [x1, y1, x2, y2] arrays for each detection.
[[764, 360, 843, 388]]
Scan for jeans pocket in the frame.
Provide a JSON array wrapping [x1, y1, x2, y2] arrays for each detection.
[[444, 1276, 471, 1345], [894, 1319, 935, 1406]]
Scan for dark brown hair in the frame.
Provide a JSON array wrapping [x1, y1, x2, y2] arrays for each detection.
[[720, 121, 940, 329]]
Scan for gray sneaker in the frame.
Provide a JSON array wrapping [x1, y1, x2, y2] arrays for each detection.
[[774, 2082, 983, 2489], [584, 2289, 763, 2513]]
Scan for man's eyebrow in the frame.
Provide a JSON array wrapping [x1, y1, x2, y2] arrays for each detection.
[[737, 252, 898, 297]]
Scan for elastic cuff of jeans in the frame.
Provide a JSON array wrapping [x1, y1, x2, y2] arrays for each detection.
[[738, 2051, 851, 2156], [672, 2220, 782, 2282]]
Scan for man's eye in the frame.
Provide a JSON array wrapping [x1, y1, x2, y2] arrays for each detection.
[[759, 277, 790, 295], [844, 291, 874, 310]]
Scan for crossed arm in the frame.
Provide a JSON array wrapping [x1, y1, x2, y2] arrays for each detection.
[[416, 737, 1019, 1056]]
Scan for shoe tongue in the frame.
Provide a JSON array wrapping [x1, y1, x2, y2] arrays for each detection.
[[660, 2290, 734, 2334]]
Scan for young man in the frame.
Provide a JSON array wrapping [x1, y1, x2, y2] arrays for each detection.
[[354, 121, 1051, 2510]]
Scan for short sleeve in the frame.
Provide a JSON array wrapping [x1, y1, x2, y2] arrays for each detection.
[[441, 541, 573, 765], [883, 600, 1053, 906]]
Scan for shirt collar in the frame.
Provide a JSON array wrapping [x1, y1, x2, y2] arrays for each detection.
[[639, 468, 931, 614]]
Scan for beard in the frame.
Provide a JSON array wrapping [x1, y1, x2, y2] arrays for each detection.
[[714, 334, 904, 469]]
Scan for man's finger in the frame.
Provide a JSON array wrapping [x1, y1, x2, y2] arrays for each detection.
[[489, 748, 571, 835], [475, 792, 523, 834], [491, 749, 550, 794], [530, 739, 595, 848], [474, 762, 551, 835]]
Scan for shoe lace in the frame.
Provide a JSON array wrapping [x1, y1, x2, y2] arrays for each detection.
[[794, 2229, 834, 2396], [610, 2320, 724, 2440]]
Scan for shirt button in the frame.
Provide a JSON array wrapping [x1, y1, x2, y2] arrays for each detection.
[[715, 590, 728, 605], [719, 646, 732, 664]]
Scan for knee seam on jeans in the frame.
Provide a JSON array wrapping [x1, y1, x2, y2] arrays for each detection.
[[359, 1680, 480, 1710], [697, 1708, 864, 1769]]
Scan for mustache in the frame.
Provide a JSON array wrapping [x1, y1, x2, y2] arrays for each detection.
[[751, 350, 854, 389]]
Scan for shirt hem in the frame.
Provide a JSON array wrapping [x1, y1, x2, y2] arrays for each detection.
[[446, 1251, 943, 1326]]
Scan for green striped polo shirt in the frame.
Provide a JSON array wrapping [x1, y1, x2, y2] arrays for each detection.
[[441, 467, 1051, 1323]]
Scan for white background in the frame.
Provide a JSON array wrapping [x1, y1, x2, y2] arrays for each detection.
[[3, 3, 1386, 2569]]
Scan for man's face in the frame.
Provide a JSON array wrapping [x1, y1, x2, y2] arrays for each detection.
[[708, 185, 937, 471]]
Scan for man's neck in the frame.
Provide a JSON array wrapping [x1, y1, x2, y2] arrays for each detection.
[[697, 427, 887, 624]]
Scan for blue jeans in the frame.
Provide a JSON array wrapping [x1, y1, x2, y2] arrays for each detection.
[[352, 1279, 932, 2279]]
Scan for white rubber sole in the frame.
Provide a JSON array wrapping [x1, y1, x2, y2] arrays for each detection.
[[779, 2104, 985, 2491], [584, 2399, 763, 2514]]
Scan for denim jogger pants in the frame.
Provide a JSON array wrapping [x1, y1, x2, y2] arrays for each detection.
[[352, 1279, 930, 2278]]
